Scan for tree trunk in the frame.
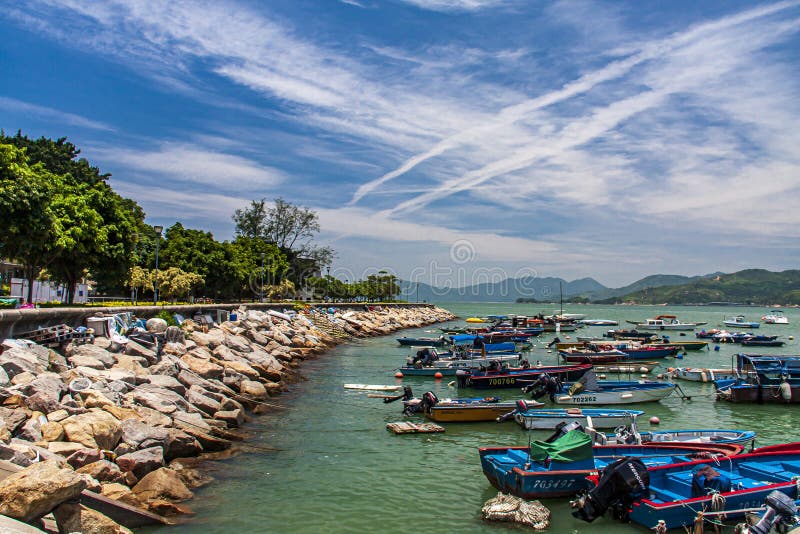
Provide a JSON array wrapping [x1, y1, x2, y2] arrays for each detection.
[[24, 264, 37, 304]]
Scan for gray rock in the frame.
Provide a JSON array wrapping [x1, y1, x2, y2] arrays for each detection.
[[17, 418, 43, 443], [120, 419, 170, 451], [68, 355, 106, 370], [0, 347, 46, 377], [116, 446, 164, 479], [72, 345, 116, 367], [164, 326, 185, 343], [186, 386, 221, 416], [148, 355, 180, 377], [213, 409, 244, 428], [145, 318, 168, 334], [0, 366, 9, 387], [142, 375, 186, 396], [124, 340, 157, 363], [65, 448, 104, 469], [0, 459, 90, 523], [164, 429, 202, 461]]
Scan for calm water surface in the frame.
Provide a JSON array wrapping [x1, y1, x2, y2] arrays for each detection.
[[154, 304, 800, 534]]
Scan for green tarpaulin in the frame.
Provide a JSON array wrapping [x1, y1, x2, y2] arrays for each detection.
[[529, 430, 594, 463]]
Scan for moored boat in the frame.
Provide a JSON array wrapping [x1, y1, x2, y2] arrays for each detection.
[[396, 336, 448, 347], [724, 315, 760, 328], [593, 361, 661, 374], [716, 354, 800, 403], [602, 426, 757, 447], [386, 388, 545, 422], [578, 319, 619, 326], [552, 380, 677, 405], [479, 429, 742, 500], [514, 407, 643, 430], [762, 310, 790, 324], [456, 363, 592, 389], [668, 367, 737, 383], [572, 451, 800, 530], [626, 315, 705, 331]]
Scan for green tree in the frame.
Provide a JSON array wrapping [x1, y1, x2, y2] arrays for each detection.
[[126, 266, 151, 304], [232, 197, 334, 284], [0, 143, 56, 303], [155, 267, 205, 302]]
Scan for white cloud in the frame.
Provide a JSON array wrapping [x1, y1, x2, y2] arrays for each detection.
[[397, 0, 510, 12], [0, 96, 114, 131], [91, 143, 286, 191]]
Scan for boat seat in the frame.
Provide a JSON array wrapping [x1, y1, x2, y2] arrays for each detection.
[[654, 488, 686, 503], [664, 472, 693, 494], [738, 462, 794, 483], [506, 450, 530, 463], [780, 461, 800, 473]]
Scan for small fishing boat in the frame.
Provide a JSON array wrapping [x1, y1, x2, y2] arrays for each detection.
[[601, 425, 757, 447], [578, 319, 619, 326], [343, 384, 401, 391], [668, 367, 737, 383], [626, 315, 705, 331], [387, 388, 545, 423], [396, 336, 448, 347], [479, 429, 741, 500], [592, 361, 661, 374], [456, 363, 592, 390], [572, 451, 800, 530], [741, 335, 784, 347], [716, 354, 800, 403], [465, 317, 487, 323], [552, 381, 677, 405], [724, 315, 760, 328], [514, 407, 643, 430], [560, 345, 678, 363], [395, 354, 523, 376], [605, 329, 660, 340], [646, 340, 708, 351], [762, 310, 790, 324]]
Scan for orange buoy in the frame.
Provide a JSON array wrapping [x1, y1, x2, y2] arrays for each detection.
[[649, 416, 660, 425], [395, 372, 404, 378], [434, 372, 443, 379]]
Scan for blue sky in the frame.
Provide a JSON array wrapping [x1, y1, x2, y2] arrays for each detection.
[[2, 0, 799, 289]]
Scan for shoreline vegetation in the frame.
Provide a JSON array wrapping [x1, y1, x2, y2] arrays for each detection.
[[0, 304, 455, 532]]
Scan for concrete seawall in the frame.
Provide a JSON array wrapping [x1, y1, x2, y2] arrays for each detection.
[[0, 303, 435, 339]]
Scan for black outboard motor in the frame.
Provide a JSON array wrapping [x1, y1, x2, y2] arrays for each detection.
[[497, 399, 533, 423], [544, 421, 585, 443], [418, 391, 439, 414], [571, 457, 649, 523], [384, 386, 414, 404], [745, 490, 799, 534]]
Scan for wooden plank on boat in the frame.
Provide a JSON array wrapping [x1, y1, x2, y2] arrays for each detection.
[[386, 422, 445, 434], [344, 384, 401, 391]]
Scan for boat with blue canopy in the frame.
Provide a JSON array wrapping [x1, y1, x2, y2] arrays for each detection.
[[716, 354, 800, 403]]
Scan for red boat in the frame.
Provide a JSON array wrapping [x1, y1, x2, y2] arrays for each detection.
[[456, 363, 592, 389]]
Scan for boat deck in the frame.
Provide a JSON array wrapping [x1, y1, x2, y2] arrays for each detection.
[[648, 458, 800, 503]]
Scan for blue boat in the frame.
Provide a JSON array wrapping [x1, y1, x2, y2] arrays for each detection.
[[724, 315, 761, 328], [514, 407, 643, 430], [573, 451, 800, 530], [717, 354, 800, 403], [479, 429, 742, 499]]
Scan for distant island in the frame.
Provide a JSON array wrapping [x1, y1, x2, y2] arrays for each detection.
[[401, 269, 800, 306]]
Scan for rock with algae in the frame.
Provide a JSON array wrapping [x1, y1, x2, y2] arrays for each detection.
[[481, 492, 551, 530]]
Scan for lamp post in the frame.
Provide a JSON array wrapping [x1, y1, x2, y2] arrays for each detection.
[[325, 266, 331, 302], [153, 225, 163, 305], [260, 252, 265, 303]]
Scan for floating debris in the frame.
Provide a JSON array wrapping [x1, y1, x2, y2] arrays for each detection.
[[386, 422, 444, 434], [481, 492, 550, 530]]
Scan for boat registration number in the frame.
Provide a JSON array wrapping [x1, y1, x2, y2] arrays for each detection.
[[487, 378, 516, 386], [531, 479, 576, 489], [572, 396, 597, 403]]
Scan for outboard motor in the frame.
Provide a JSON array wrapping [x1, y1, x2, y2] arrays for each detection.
[[419, 391, 439, 414], [571, 457, 649, 523], [545, 421, 585, 443], [496, 399, 533, 423], [384, 386, 414, 404], [523, 374, 562, 402], [743, 491, 799, 534]]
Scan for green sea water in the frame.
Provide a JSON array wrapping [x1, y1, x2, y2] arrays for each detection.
[[153, 304, 800, 534]]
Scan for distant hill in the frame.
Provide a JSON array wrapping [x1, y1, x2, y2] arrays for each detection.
[[600, 269, 800, 305], [583, 273, 718, 301], [397, 272, 723, 303]]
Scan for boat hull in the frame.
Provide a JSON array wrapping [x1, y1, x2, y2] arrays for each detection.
[[426, 404, 520, 422], [397, 337, 448, 347], [554, 382, 676, 405], [669, 367, 736, 382], [592, 362, 660, 374], [456, 364, 592, 390], [479, 443, 741, 500], [514, 409, 642, 430], [717, 384, 800, 403]]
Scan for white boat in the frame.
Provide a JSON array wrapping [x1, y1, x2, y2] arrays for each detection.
[[668, 367, 736, 383], [514, 408, 642, 430], [553, 381, 677, 405], [723, 315, 760, 328], [343, 384, 401, 391], [762, 310, 789, 324], [592, 361, 660, 374], [626, 315, 702, 331], [577, 319, 618, 326], [554, 312, 586, 321]]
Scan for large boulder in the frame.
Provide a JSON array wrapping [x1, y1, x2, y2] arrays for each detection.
[[120, 419, 170, 451], [0, 460, 90, 522], [0, 347, 47, 377], [21, 373, 66, 413], [53, 502, 133, 534], [61, 409, 122, 450], [131, 467, 193, 503], [75, 460, 127, 484], [116, 446, 165, 480], [164, 429, 203, 461], [73, 345, 116, 367], [66, 448, 104, 469], [186, 386, 221, 416], [68, 355, 107, 370], [141, 374, 185, 395], [239, 380, 268, 400], [145, 318, 168, 334], [179, 353, 223, 379], [124, 340, 157, 363]]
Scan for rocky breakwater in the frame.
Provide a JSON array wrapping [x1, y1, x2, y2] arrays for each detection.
[[0, 305, 454, 532]]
